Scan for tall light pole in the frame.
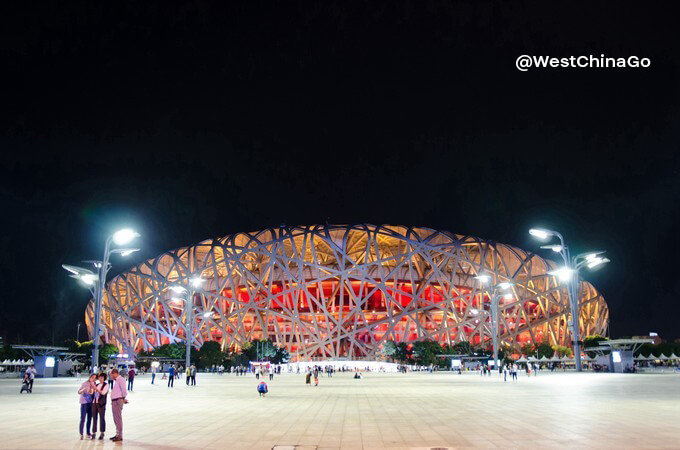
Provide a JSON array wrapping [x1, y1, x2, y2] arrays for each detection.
[[171, 276, 205, 369], [529, 227, 609, 371], [63, 228, 140, 373], [473, 276, 514, 369]]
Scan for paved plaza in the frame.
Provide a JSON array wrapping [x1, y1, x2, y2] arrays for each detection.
[[0, 371, 679, 449]]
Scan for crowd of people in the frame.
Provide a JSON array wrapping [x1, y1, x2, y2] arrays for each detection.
[[21, 355, 593, 442]]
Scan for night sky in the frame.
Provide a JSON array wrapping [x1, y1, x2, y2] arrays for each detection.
[[1, 1, 679, 345]]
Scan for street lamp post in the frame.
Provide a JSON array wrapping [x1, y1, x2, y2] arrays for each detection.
[[529, 227, 609, 372], [474, 276, 514, 370], [63, 228, 140, 373], [171, 276, 205, 369]]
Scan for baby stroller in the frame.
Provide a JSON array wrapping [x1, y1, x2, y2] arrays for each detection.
[[20, 374, 31, 394]]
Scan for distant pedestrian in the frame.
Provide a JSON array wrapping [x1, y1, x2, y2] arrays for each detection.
[[150, 365, 157, 384], [190, 365, 197, 386], [305, 372, 311, 386], [109, 369, 128, 442], [186, 366, 191, 385], [20, 372, 31, 393], [127, 367, 135, 391], [26, 365, 36, 391], [314, 372, 319, 386], [78, 374, 96, 440], [168, 365, 175, 387], [92, 373, 109, 440], [257, 381, 268, 397]]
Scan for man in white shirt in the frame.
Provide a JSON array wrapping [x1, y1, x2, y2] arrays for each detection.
[[26, 366, 36, 391], [109, 369, 128, 442]]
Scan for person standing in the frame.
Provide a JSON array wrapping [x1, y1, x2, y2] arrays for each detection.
[[150, 364, 157, 384], [108, 367, 114, 389], [305, 371, 311, 386], [190, 365, 197, 386], [185, 366, 191, 385], [168, 365, 175, 387], [127, 367, 135, 391], [78, 374, 96, 440], [26, 365, 36, 391], [92, 373, 109, 440], [109, 369, 128, 442]]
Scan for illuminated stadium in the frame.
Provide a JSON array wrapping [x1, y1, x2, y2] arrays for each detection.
[[86, 225, 609, 360]]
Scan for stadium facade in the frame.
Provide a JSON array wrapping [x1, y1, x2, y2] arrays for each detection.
[[86, 224, 609, 360]]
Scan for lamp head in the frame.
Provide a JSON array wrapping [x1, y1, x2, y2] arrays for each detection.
[[540, 244, 563, 253], [112, 228, 140, 245], [587, 257, 610, 269], [529, 228, 553, 240], [62, 264, 95, 276], [79, 274, 98, 285], [496, 282, 513, 290], [169, 285, 187, 293], [549, 267, 574, 282]]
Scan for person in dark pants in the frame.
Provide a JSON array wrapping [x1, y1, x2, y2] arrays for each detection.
[[127, 367, 135, 391], [190, 365, 197, 386], [92, 373, 109, 440], [168, 365, 175, 387], [78, 374, 96, 439], [26, 366, 36, 391]]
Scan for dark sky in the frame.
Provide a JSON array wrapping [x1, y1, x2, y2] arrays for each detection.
[[1, 1, 679, 345]]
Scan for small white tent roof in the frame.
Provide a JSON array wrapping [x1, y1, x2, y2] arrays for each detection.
[[516, 356, 528, 363], [527, 356, 538, 362], [549, 355, 560, 362], [539, 355, 550, 361]]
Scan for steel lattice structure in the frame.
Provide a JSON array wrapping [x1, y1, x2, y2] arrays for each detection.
[[86, 224, 609, 360]]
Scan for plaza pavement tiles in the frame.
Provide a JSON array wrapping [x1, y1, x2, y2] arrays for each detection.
[[0, 371, 679, 449]]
